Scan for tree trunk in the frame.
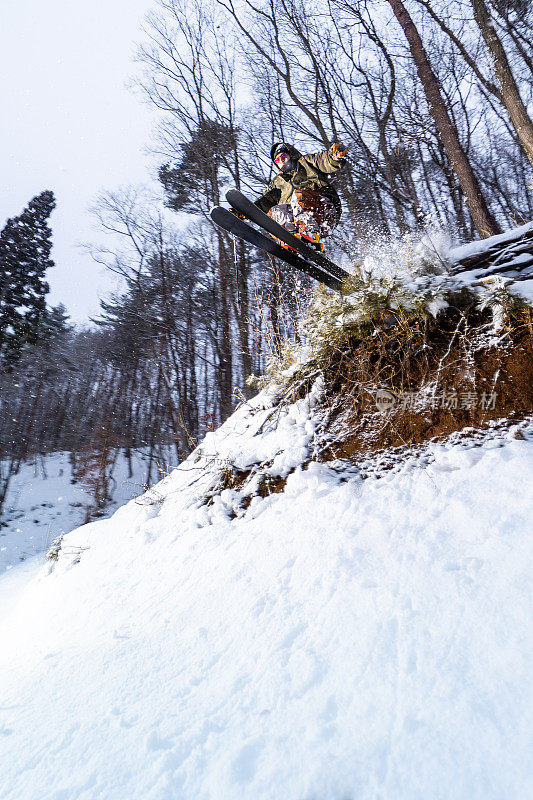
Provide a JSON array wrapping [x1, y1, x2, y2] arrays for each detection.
[[216, 230, 234, 421], [385, 0, 501, 237], [470, 0, 533, 167], [234, 238, 253, 392]]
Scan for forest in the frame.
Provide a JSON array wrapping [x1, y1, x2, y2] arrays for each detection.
[[1, 0, 532, 513]]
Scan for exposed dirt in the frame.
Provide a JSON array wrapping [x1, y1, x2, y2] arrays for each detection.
[[323, 417, 533, 481], [319, 304, 533, 461], [240, 473, 288, 510], [256, 474, 288, 497]]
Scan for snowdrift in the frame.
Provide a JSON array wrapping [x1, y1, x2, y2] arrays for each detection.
[[1, 374, 532, 800]]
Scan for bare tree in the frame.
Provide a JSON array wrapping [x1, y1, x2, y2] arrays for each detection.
[[383, 0, 500, 237], [470, 0, 533, 165]]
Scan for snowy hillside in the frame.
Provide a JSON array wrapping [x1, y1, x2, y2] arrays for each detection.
[[1, 380, 532, 800], [0, 451, 151, 574]]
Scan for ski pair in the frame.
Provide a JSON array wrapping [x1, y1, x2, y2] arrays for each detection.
[[210, 189, 349, 291]]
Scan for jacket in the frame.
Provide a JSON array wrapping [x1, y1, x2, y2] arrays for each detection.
[[254, 144, 343, 221]]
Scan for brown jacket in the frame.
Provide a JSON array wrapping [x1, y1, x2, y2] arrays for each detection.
[[255, 144, 344, 221]]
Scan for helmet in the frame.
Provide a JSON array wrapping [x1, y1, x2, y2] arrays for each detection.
[[270, 142, 301, 161], [271, 142, 301, 173]]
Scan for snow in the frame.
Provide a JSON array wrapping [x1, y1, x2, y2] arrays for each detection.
[[0, 557, 42, 620], [426, 295, 449, 317], [511, 278, 533, 305], [0, 389, 532, 800], [449, 220, 533, 263], [443, 223, 533, 305], [355, 225, 452, 285], [0, 451, 150, 573]]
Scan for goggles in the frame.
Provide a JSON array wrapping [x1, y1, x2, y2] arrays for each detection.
[[274, 152, 290, 166]]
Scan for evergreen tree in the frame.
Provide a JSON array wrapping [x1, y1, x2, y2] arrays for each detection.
[[38, 303, 72, 340], [0, 190, 56, 368], [159, 120, 235, 213]]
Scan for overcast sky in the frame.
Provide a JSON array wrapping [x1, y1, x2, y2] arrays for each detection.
[[2, 0, 161, 323]]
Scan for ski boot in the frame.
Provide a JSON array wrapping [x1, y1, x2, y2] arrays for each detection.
[[296, 231, 325, 255], [274, 239, 296, 253], [272, 232, 300, 254], [271, 229, 325, 256]]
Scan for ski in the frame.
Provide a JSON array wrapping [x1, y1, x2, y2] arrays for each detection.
[[210, 206, 343, 291], [226, 189, 350, 284]]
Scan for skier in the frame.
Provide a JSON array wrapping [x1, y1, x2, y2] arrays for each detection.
[[231, 142, 347, 252]]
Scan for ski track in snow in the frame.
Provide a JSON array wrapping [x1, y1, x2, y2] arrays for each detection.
[[0, 385, 532, 800]]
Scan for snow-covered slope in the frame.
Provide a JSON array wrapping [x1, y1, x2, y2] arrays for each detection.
[[0, 451, 150, 573], [1, 384, 532, 800]]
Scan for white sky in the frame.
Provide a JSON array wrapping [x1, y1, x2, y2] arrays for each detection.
[[1, 0, 161, 323]]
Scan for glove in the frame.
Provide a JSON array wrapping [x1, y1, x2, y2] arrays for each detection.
[[229, 206, 246, 219], [330, 143, 347, 160]]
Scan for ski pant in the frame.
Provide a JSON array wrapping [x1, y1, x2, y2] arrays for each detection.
[[268, 189, 337, 238]]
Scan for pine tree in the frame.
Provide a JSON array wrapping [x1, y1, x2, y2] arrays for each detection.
[[159, 119, 235, 212], [0, 190, 56, 368], [37, 303, 72, 340]]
